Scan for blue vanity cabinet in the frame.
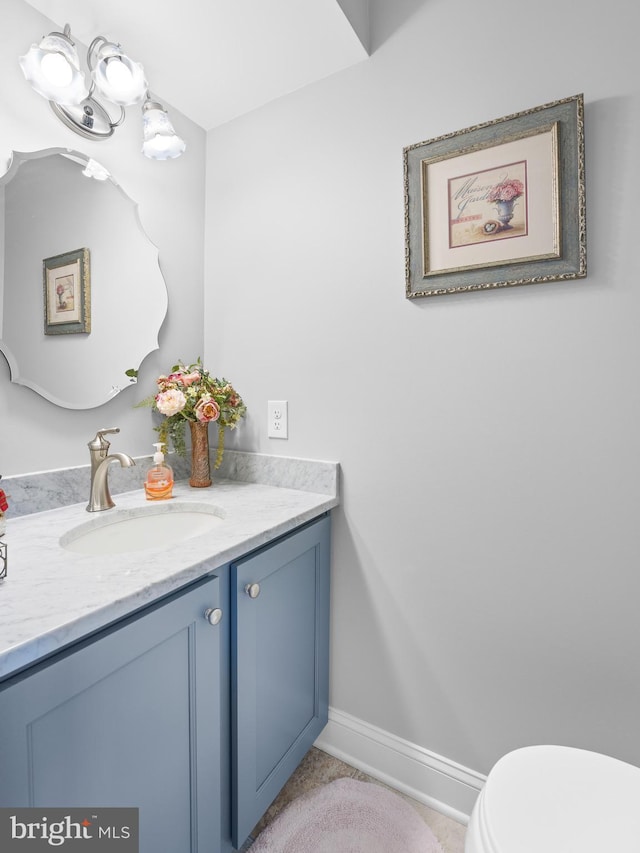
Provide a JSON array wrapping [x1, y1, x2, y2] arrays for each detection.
[[0, 571, 224, 853], [0, 513, 332, 853], [231, 514, 331, 848]]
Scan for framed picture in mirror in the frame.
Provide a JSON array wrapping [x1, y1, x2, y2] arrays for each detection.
[[43, 247, 91, 335]]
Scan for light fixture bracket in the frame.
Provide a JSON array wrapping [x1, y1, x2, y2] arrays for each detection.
[[49, 95, 124, 141]]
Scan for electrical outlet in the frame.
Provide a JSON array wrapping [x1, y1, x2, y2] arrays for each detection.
[[268, 400, 288, 439]]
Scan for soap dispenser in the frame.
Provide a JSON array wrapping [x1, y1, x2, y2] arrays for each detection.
[[144, 443, 174, 500]]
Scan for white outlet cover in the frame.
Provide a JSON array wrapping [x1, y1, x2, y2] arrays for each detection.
[[268, 400, 288, 439]]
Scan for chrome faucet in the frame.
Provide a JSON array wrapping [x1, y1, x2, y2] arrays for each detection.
[[87, 428, 135, 512]]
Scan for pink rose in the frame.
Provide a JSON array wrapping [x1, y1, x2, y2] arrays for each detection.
[[166, 370, 201, 387], [195, 397, 220, 423], [488, 179, 524, 203], [181, 371, 201, 386]]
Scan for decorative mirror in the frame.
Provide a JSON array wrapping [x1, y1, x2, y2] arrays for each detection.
[[0, 148, 167, 409]]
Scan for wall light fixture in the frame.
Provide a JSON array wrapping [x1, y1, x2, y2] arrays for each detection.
[[19, 24, 186, 160]]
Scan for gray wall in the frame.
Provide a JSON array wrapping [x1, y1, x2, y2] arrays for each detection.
[[204, 0, 640, 777], [0, 0, 206, 473]]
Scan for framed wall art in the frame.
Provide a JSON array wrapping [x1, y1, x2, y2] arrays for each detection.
[[43, 247, 91, 335], [404, 94, 586, 298]]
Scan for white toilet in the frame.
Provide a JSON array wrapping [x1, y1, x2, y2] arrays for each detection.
[[464, 744, 640, 853]]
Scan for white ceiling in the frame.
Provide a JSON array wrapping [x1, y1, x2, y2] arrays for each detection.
[[22, 0, 369, 130]]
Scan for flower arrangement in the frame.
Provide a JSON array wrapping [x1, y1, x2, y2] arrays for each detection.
[[487, 178, 524, 203], [135, 359, 247, 469]]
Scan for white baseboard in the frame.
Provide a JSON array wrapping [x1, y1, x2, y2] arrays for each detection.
[[314, 707, 486, 825]]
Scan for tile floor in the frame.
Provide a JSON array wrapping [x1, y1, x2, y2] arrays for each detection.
[[244, 747, 467, 852]]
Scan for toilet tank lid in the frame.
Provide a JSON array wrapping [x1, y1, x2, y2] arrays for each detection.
[[480, 745, 640, 853]]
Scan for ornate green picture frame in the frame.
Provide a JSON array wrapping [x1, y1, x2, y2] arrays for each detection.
[[404, 94, 586, 298]]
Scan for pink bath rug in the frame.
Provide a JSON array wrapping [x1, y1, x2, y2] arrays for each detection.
[[249, 777, 444, 853]]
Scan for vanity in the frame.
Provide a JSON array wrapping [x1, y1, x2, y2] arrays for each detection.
[[0, 142, 337, 850], [0, 453, 339, 852]]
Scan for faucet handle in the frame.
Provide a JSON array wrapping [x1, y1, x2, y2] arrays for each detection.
[[88, 427, 120, 452]]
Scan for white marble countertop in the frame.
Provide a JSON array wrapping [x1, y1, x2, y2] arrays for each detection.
[[0, 469, 338, 682]]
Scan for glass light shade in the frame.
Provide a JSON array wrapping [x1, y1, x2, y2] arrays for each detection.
[[40, 52, 73, 86], [19, 33, 89, 105], [142, 102, 186, 160], [92, 42, 147, 105]]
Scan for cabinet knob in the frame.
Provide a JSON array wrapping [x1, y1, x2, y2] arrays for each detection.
[[204, 607, 223, 626], [244, 582, 261, 599]]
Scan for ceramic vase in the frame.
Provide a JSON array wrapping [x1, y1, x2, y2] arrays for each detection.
[[495, 199, 516, 228], [189, 421, 212, 487]]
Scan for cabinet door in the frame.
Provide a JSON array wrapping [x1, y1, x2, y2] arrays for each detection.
[[231, 515, 330, 847], [0, 573, 224, 853]]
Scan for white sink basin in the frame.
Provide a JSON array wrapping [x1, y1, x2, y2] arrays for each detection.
[[60, 503, 225, 555]]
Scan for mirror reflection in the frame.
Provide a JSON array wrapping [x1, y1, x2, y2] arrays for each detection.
[[0, 148, 167, 409]]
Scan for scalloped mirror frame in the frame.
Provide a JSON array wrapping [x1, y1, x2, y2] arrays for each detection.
[[0, 148, 168, 409]]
